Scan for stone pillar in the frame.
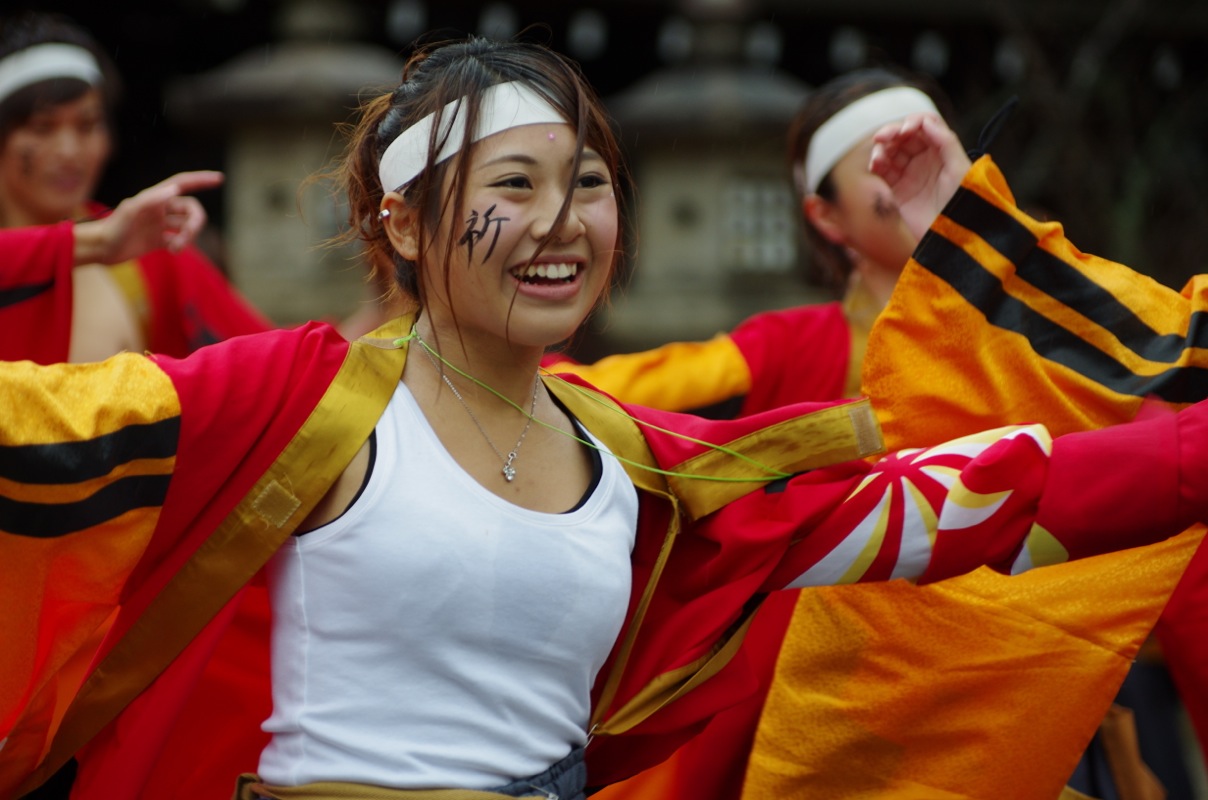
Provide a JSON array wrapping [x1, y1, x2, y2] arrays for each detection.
[[167, 0, 403, 325], [592, 16, 822, 355]]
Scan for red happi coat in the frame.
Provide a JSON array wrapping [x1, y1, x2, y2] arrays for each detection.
[[862, 154, 1208, 768], [0, 221, 76, 363], [2, 312, 1207, 798], [0, 202, 270, 366]]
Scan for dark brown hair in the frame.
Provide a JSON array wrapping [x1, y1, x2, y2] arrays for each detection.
[[0, 12, 122, 142], [786, 67, 952, 294], [334, 36, 625, 322]]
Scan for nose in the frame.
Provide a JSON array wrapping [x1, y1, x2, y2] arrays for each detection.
[[530, 186, 586, 243], [49, 127, 85, 160]]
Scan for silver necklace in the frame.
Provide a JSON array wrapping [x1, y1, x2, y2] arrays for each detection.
[[415, 335, 539, 483]]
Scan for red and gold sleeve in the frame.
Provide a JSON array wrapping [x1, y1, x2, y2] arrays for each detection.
[[757, 402, 1208, 589]]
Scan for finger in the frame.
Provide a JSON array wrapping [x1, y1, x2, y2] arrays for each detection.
[[160, 170, 225, 196], [164, 197, 207, 252], [869, 146, 903, 185], [920, 115, 957, 151], [898, 115, 923, 138], [872, 120, 903, 145], [869, 145, 889, 178]]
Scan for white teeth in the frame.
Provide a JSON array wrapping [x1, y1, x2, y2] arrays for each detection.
[[516, 263, 578, 280]]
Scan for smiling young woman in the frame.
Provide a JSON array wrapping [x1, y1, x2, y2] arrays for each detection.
[[7, 36, 1208, 800]]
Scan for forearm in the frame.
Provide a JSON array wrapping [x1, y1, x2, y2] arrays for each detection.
[[546, 335, 751, 412]]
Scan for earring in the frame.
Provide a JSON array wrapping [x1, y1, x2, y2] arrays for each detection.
[[379, 208, 391, 221]]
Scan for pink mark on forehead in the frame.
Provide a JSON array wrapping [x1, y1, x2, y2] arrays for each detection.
[[548, 132, 556, 141]]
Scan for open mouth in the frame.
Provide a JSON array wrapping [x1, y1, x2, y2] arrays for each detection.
[[511, 263, 580, 284]]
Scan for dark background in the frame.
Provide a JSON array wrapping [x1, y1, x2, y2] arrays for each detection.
[[10, 0, 1208, 289]]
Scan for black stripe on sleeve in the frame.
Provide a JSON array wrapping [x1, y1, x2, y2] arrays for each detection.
[[0, 472, 173, 538], [912, 228, 1208, 403], [0, 280, 53, 309], [944, 190, 1208, 364], [0, 416, 181, 484]]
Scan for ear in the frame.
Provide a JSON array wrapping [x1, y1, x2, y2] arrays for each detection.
[[380, 191, 422, 262], [804, 194, 846, 246]]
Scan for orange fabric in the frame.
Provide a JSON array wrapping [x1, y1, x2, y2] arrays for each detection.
[[864, 157, 1208, 763], [745, 535, 1200, 798], [864, 157, 1208, 445], [740, 156, 1205, 798], [0, 355, 180, 792], [544, 334, 752, 413]]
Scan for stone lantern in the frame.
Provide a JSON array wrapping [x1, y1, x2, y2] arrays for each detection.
[[588, 14, 821, 356], [166, 0, 404, 325]]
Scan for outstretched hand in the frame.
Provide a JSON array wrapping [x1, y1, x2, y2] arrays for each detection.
[[869, 114, 970, 244], [75, 171, 225, 265]]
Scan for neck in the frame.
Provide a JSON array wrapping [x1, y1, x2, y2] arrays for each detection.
[[0, 198, 80, 230], [849, 258, 899, 311], [411, 316, 544, 409]]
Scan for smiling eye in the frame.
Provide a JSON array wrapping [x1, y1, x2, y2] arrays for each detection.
[[492, 176, 532, 189], [577, 173, 609, 189]]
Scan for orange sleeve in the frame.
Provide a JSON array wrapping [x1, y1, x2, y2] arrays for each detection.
[[545, 334, 752, 413]]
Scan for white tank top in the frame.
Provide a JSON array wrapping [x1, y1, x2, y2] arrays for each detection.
[[257, 380, 638, 789]]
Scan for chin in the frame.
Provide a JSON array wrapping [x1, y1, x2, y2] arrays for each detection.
[[38, 200, 84, 224], [518, 317, 586, 350]]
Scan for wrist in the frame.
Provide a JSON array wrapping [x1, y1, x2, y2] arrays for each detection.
[[72, 218, 112, 265]]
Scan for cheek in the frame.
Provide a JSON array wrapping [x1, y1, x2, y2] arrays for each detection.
[[18, 147, 36, 178], [584, 199, 619, 255], [458, 198, 520, 265], [83, 132, 112, 170], [3, 135, 42, 179]]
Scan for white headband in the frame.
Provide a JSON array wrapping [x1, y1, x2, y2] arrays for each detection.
[[378, 80, 566, 191], [803, 86, 939, 195], [0, 43, 102, 107]]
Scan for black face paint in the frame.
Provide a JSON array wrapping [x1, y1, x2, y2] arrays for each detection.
[[459, 204, 510, 263]]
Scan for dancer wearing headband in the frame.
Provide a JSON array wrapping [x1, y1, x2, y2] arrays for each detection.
[[554, 68, 1194, 800], [553, 68, 956, 800], [0, 11, 270, 364], [6, 38, 1208, 800], [863, 109, 1208, 795]]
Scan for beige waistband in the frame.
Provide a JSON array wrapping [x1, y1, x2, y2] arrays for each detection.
[[233, 774, 549, 800]]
